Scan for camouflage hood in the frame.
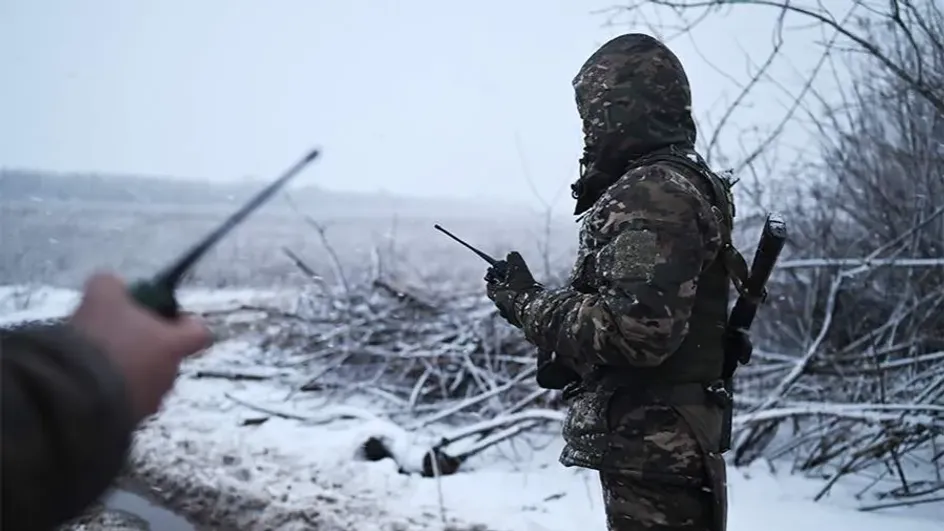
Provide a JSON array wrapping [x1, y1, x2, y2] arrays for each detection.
[[571, 33, 697, 214]]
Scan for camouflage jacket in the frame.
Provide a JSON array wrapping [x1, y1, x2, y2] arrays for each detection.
[[512, 34, 728, 481], [1, 323, 135, 530]]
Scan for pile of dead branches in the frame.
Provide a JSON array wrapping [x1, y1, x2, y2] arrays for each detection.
[[204, 273, 566, 477], [246, 276, 559, 421]]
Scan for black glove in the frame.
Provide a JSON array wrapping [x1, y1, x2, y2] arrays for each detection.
[[485, 251, 541, 328], [722, 327, 753, 379], [536, 349, 581, 390]]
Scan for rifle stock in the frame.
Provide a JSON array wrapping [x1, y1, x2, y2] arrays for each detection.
[[728, 213, 788, 334], [719, 213, 788, 452]]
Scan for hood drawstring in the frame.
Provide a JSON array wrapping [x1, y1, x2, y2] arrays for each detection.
[[570, 144, 595, 202]]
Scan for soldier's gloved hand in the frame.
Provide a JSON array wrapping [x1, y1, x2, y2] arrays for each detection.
[[485, 251, 541, 328], [536, 349, 581, 390]]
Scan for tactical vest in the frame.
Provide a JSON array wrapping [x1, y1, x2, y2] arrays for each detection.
[[597, 146, 749, 388]]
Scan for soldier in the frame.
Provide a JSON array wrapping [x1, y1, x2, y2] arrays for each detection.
[[485, 33, 752, 530], [1, 272, 212, 531]]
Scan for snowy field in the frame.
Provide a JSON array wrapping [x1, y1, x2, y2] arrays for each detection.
[[2, 285, 941, 531]]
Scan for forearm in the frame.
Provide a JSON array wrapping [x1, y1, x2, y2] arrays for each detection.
[[1, 324, 135, 530], [517, 282, 692, 369], [516, 287, 585, 368]]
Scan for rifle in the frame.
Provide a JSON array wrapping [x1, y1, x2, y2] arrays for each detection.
[[717, 213, 788, 452], [728, 214, 787, 339]]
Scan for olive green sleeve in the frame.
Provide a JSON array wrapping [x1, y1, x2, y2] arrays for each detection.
[[0, 323, 136, 531]]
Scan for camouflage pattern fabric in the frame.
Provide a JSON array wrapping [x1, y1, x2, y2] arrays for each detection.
[[61, 502, 151, 531], [1, 323, 135, 531], [600, 468, 713, 530], [572, 34, 696, 159], [517, 162, 723, 372], [504, 33, 729, 531], [516, 32, 720, 372]]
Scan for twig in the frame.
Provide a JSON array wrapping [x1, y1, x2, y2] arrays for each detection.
[[858, 495, 944, 511], [191, 369, 273, 381], [408, 366, 538, 430]]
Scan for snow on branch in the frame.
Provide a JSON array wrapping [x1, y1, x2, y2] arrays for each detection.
[[777, 258, 944, 270]]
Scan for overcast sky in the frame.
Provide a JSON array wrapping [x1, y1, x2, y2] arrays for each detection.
[[1, 0, 835, 210]]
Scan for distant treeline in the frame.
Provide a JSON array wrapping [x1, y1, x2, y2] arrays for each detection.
[[0, 169, 256, 205], [0, 169, 530, 220]]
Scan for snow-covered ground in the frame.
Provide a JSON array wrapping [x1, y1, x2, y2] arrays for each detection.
[[3, 285, 942, 530]]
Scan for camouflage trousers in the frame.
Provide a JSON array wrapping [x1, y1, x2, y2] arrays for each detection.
[[599, 471, 714, 531]]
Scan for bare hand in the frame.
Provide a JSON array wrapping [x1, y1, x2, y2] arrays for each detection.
[[68, 272, 213, 421]]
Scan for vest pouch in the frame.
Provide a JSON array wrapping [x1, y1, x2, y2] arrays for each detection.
[[559, 379, 619, 469], [673, 402, 727, 531]]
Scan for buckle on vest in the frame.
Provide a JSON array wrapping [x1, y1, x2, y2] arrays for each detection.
[[705, 380, 732, 408], [562, 380, 585, 401]]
